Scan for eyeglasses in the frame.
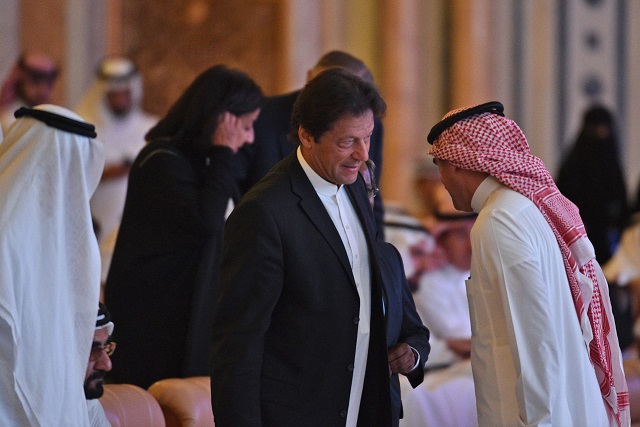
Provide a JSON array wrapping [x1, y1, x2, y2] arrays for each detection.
[[90, 342, 116, 361]]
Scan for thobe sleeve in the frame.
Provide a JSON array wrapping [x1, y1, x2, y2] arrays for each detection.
[[481, 212, 558, 427]]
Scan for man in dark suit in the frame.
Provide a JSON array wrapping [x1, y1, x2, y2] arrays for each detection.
[[212, 69, 429, 427], [233, 50, 386, 236]]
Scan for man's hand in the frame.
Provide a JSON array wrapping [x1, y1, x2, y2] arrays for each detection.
[[388, 343, 417, 376]]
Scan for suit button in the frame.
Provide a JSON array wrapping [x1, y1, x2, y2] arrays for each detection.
[[352, 316, 359, 324], [340, 410, 347, 418], [347, 364, 354, 372]]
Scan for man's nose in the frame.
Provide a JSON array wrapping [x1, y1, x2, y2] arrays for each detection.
[[97, 352, 113, 372], [353, 139, 369, 161]]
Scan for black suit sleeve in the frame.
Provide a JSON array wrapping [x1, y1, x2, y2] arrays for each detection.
[[211, 197, 283, 427], [399, 274, 430, 387], [385, 243, 430, 388], [371, 118, 385, 238]]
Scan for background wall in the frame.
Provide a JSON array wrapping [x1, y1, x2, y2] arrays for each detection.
[[1, 0, 639, 213]]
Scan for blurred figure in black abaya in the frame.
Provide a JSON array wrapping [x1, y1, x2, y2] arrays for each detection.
[[557, 105, 629, 263]]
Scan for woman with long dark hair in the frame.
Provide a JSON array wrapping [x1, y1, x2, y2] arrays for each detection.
[[105, 65, 263, 388]]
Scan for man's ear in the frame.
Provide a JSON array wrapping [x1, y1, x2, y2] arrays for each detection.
[[298, 126, 314, 148]]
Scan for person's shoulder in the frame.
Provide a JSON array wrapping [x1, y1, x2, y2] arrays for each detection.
[[133, 139, 183, 167], [258, 90, 299, 118], [268, 90, 300, 106], [482, 185, 532, 214], [239, 155, 297, 201], [477, 186, 549, 242]]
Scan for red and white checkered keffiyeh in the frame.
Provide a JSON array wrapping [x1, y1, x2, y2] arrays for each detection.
[[429, 105, 630, 426]]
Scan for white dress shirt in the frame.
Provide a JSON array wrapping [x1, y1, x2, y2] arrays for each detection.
[[297, 148, 371, 426]]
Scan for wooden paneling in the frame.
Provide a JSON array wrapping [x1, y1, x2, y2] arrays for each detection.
[[121, 0, 283, 116], [19, 0, 66, 105]]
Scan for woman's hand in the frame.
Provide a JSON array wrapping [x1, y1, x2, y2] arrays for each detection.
[[212, 112, 245, 153], [211, 110, 260, 153]]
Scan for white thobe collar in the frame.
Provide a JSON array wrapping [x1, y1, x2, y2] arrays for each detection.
[[471, 176, 503, 213]]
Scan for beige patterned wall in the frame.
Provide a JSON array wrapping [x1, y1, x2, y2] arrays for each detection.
[[121, 0, 284, 117]]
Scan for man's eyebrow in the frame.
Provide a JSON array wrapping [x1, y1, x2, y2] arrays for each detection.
[[91, 337, 112, 348]]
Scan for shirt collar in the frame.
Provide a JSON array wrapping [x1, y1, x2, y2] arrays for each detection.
[[297, 146, 341, 196], [471, 175, 503, 213]]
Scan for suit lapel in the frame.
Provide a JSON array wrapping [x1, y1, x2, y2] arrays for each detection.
[[347, 177, 393, 425], [346, 179, 389, 323], [286, 154, 354, 283]]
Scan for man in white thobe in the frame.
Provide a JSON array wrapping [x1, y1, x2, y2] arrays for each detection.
[[0, 105, 104, 426], [428, 101, 630, 427], [76, 56, 157, 250]]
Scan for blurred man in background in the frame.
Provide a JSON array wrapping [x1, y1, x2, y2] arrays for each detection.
[[0, 51, 59, 133], [76, 56, 157, 249]]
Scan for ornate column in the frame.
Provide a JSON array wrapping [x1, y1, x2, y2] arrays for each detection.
[[0, 0, 19, 80], [19, 0, 67, 105], [379, 0, 423, 210], [449, 0, 494, 107]]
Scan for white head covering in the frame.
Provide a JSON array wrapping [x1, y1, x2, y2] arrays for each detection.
[[0, 104, 104, 425], [96, 302, 114, 336], [75, 56, 144, 125]]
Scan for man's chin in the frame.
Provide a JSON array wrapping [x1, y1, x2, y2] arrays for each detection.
[[84, 380, 105, 400], [340, 172, 360, 186]]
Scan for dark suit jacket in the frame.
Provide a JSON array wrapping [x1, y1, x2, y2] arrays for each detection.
[[233, 90, 386, 236], [376, 241, 430, 425], [212, 153, 428, 427]]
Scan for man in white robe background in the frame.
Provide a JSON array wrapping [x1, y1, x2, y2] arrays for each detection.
[[428, 101, 630, 426], [0, 51, 59, 134], [76, 57, 157, 250], [0, 105, 104, 425]]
